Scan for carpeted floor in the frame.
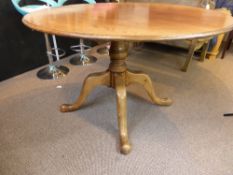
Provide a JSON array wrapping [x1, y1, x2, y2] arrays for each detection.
[[0, 44, 233, 175]]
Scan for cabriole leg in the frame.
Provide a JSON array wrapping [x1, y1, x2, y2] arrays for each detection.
[[114, 73, 132, 154], [60, 71, 110, 112], [126, 70, 172, 106]]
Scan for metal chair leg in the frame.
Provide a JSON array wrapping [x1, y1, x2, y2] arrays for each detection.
[[69, 39, 97, 66], [52, 35, 60, 61], [97, 42, 111, 55], [37, 34, 69, 80]]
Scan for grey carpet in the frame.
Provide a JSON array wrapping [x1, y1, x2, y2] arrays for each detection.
[[0, 45, 233, 175]]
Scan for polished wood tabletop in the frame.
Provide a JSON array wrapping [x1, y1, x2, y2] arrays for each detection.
[[23, 2, 233, 41], [22, 3, 233, 155]]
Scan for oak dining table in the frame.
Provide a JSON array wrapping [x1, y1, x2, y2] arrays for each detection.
[[23, 2, 233, 155]]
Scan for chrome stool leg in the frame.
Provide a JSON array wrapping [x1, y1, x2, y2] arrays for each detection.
[[37, 34, 69, 80], [97, 42, 111, 55], [69, 39, 97, 66], [52, 34, 60, 61]]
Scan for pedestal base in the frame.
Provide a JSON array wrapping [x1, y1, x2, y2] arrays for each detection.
[[60, 41, 172, 154]]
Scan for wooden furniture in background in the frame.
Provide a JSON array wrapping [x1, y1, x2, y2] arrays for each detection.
[[221, 30, 233, 58], [181, 38, 210, 71], [23, 3, 233, 155], [207, 8, 232, 59], [122, 0, 215, 71]]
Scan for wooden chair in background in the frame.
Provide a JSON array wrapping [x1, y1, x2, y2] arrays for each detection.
[[221, 30, 233, 58]]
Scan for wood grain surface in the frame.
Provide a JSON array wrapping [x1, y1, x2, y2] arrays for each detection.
[[23, 3, 233, 41]]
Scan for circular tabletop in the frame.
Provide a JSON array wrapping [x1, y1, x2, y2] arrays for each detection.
[[23, 3, 233, 41]]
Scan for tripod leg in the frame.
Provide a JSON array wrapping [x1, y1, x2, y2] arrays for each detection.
[[127, 70, 172, 106], [60, 71, 110, 112], [114, 73, 131, 154]]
